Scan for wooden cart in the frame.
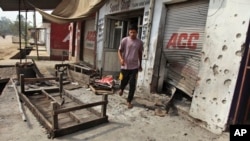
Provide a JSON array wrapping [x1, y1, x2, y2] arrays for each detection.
[[17, 74, 109, 138]]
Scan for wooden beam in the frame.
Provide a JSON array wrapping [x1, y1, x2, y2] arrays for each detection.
[[20, 74, 25, 94], [24, 77, 58, 82], [63, 90, 102, 117], [59, 73, 63, 97], [102, 95, 108, 117], [52, 102, 59, 129], [53, 117, 108, 138], [19, 93, 52, 129], [67, 112, 81, 123], [41, 89, 61, 104], [55, 101, 107, 114]]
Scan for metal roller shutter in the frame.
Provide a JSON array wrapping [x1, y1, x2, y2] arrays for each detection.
[[163, 0, 209, 97]]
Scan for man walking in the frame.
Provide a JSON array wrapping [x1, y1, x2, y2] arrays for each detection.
[[117, 25, 143, 109]]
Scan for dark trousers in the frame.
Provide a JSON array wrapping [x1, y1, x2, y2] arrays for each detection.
[[120, 69, 138, 103]]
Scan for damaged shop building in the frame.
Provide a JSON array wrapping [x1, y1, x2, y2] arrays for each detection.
[[37, 0, 250, 134]]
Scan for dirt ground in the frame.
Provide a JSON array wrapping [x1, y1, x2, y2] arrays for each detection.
[[0, 35, 230, 141], [0, 35, 20, 60]]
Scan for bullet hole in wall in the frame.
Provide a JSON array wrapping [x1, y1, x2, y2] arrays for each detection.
[[222, 99, 226, 104], [224, 69, 229, 74], [212, 64, 219, 76], [206, 79, 211, 84], [217, 118, 221, 122], [204, 57, 209, 63], [222, 45, 228, 51], [235, 50, 242, 56], [224, 79, 231, 86], [236, 33, 241, 38], [217, 55, 223, 60]]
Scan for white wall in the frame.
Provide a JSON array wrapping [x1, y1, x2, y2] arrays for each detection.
[[41, 23, 51, 55], [189, 0, 250, 134]]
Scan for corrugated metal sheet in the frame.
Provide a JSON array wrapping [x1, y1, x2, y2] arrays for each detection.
[[163, 0, 209, 97]]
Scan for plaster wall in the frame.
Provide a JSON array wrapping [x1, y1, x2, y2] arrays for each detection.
[[189, 0, 250, 134]]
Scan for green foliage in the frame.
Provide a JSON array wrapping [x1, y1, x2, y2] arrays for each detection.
[[0, 14, 33, 37], [0, 17, 12, 35]]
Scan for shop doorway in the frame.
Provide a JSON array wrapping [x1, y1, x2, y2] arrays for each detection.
[[102, 9, 144, 77]]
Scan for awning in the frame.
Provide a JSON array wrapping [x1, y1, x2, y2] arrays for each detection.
[[33, 0, 106, 24]]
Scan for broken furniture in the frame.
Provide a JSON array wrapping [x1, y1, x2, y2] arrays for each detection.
[[89, 75, 115, 95], [16, 73, 109, 138], [54, 63, 97, 86], [54, 63, 115, 95]]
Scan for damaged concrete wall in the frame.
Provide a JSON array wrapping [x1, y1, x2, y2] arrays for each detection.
[[189, 0, 250, 134], [137, 0, 188, 93]]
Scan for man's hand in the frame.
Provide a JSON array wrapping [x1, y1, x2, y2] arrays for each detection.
[[120, 59, 125, 66], [138, 66, 143, 72]]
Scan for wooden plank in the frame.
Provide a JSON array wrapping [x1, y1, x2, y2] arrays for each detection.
[[53, 117, 108, 138], [41, 89, 61, 105], [89, 84, 114, 95], [68, 70, 90, 85], [69, 64, 92, 71], [0, 78, 9, 83], [52, 102, 59, 129], [55, 101, 107, 114], [24, 87, 59, 94], [19, 93, 53, 130], [67, 112, 81, 123], [102, 95, 108, 117], [24, 77, 58, 82], [57, 115, 75, 128], [20, 74, 25, 94], [63, 91, 102, 117]]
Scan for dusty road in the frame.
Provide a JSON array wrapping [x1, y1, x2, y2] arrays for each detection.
[[0, 35, 20, 60], [0, 35, 230, 141]]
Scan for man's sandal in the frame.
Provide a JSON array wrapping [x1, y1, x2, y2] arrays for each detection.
[[127, 103, 133, 109], [119, 90, 123, 96]]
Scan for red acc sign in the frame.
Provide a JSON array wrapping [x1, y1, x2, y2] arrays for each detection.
[[166, 33, 199, 50]]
